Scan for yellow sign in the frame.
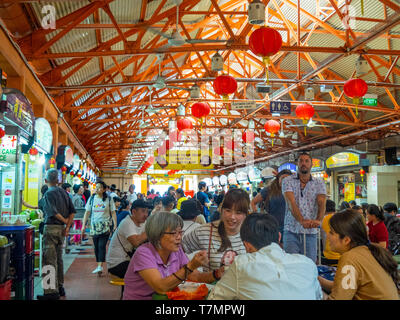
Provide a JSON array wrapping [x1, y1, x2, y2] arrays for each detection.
[[344, 183, 355, 202], [326, 152, 359, 169], [153, 150, 214, 170], [148, 174, 183, 186]]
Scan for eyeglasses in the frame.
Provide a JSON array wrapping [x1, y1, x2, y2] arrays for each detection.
[[163, 230, 185, 237]]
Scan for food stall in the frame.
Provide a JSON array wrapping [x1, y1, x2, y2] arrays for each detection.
[[311, 158, 331, 198], [22, 117, 53, 209], [325, 151, 369, 205], [0, 88, 35, 217]]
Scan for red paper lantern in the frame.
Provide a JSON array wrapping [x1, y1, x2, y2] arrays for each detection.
[[213, 75, 237, 101], [49, 158, 56, 168], [359, 168, 365, 181], [295, 103, 315, 136], [264, 120, 280, 146], [77, 172, 82, 178], [177, 118, 193, 131], [343, 78, 368, 116], [0, 128, 5, 139], [29, 147, 39, 156], [191, 102, 210, 118], [61, 166, 67, 174], [70, 170, 75, 177], [249, 27, 282, 66], [242, 130, 255, 143]]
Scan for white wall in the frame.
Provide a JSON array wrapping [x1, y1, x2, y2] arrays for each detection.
[[367, 166, 400, 206]]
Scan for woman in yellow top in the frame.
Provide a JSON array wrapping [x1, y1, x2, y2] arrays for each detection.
[[176, 188, 187, 210], [318, 209, 399, 300], [321, 200, 341, 266]]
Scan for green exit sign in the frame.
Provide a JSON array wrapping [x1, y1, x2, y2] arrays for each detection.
[[363, 98, 377, 106]]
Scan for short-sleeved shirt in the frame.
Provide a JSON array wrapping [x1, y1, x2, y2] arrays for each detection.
[[123, 242, 189, 300], [106, 216, 146, 269], [176, 197, 187, 210], [182, 221, 246, 272], [282, 175, 326, 235], [85, 195, 116, 224], [367, 221, 388, 248], [328, 246, 399, 300], [260, 187, 286, 232], [196, 192, 210, 206], [321, 214, 341, 260], [43, 186, 76, 225]]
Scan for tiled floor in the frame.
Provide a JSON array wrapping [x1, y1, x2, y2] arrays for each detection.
[[34, 239, 121, 300]]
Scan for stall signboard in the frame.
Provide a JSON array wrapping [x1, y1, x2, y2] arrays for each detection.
[[278, 163, 297, 173], [228, 173, 237, 185], [203, 178, 212, 187], [219, 175, 228, 186], [236, 171, 248, 182], [72, 154, 80, 171], [148, 174, 183, 185], [326, 152, 359, 169], [0, 135, 17, 163], [248, 167, 262, 182], [1, 168, 15, 216], [311, 158, 325, 172], [344, 183, 355, 202], [212, 176, 220, 186], [0, 88, 35, 139], [153, 149, 213, 170], [34, 118, 53, 154], [56, 145, 74, 168]]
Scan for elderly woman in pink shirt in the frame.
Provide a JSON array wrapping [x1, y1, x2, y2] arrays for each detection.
[[123, 211, 215, 300]]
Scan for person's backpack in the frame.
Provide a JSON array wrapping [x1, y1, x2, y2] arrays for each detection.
[[385, 216, 400, 255]]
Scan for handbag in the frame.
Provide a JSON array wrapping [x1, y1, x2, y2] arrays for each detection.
[[117, 231, 135, 258]]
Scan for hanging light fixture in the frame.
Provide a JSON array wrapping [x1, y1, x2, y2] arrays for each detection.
[[304, 87, 315, 101], [355, 55, 369, 77], [211, 52, 224, 72], [190, 84, 200, 99], [248, 0, 266, 25]]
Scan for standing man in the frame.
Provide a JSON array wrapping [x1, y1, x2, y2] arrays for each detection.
[[282, 152, 326, 262], [37, 169, 76, 300], [127, 184, 137, 204]]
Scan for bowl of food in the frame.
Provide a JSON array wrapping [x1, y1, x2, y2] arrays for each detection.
[[166, 282, 214, 300]]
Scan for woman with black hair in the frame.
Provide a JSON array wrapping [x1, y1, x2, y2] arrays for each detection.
[[318, 209, 399, 300], [366, 204, 389, 249], [81, 181, 117, 275], [182, 188, 249, 281]]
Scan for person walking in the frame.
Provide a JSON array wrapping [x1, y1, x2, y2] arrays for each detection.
[[37, 169, 76, 300], [282, 152, 327, 263], [81, 181, 117, 275]]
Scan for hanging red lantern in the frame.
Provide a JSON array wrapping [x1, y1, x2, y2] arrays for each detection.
[[61, 166, 67, 175], [29, 147, 39, 156], [323, 172, 329, 181], [249, 27, 282, 83], [264, 120, 280, 146], [343, 78, 368, 116], [177, 118, 193, 131], [213, 75, 237, 100], [191, 102, 210, 129], [70, 170, 75, 177], [0, 128, 5, 139], [214, 146, 225, 156], [77, 171, 82, 178], [359, 168, 365, 182], [49, 158, 56, 168], [242, 130, 255, 143], [295, 103, 315, 136]]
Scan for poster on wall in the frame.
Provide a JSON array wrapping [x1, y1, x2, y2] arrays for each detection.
[[1, 170, 15, 215], [344, 183, 355, 202]]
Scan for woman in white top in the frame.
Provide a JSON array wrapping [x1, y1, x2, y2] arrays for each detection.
[[82, 181, 117, 275], [182, 188, 250, 281]]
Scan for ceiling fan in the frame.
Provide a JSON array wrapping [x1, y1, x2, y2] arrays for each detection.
[[147, 0, 229, 48], [287, 118, 330, 128], [151, 54, 192, 92]]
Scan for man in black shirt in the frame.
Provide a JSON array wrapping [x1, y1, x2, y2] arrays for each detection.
[[37, 169, 76, 300]]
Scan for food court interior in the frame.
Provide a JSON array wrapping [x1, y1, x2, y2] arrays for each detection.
[[0, 0, 399, 301]]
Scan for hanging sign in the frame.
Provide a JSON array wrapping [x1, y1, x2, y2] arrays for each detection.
[[326, 152, 360, 169], [153, 149, 213, 170], [228, 172, 237, 184], [0, 88, 35, 139], [270, 101, 291, 114], [212, 176, 220, 186], [73, 154, 80, 171], [311, 158, 325, 172], [344, 182, 355, 202], [231, 101, 256, 110], [56, 145, 74, 167], [219, 175, 228, 186], [0, 135, 17, 163], [236, 171, 248, 182], [34, 118, 53, 154]]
